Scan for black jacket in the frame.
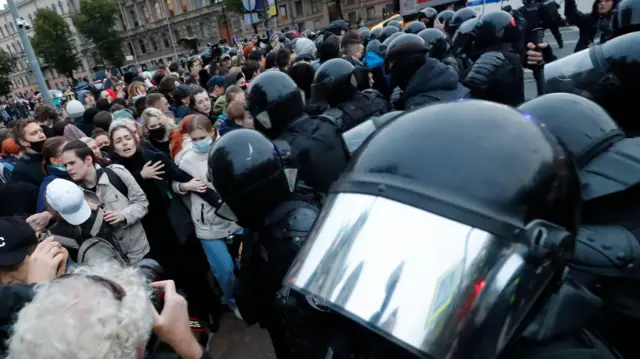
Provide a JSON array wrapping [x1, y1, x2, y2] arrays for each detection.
[[277, 116, 349, 194], [0, 284, 35, 355], [463, 44, 525, 106], [11, 153, 45, 187], [321, 90, 391, 133], [395, 57, 470, 110], [0, 182, 38, 216], [565, 0, 618, 52]]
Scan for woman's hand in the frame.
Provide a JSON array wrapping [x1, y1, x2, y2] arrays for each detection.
[[103, 210, 125, 224], [141, 161, 165, 180], [181, 178, 207, 193]]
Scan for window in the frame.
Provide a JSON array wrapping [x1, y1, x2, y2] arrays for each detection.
[[142, 4, 151, 23], [150, 37, 158, 51], [311, 1, 318, 13], [17, 42, 22, 52], [10, 23, 15, 34], [28, 14, 33, 25], [129, 8, 139, 27], [154, 1, 163, 19], [173, 29, 180, 41], [128, 42, 134, 55], [346, 0, 355, 5], [366, 7, 375, 20], [348, 11, 356, 25], [52, 5, 58, 14], [11, 43, 17, 54], [0, 27, 4, 37], [186, 25, 193, 36], [5, 24, 10, 35], [58, 1, 65, 14], [139, 39, 146, 53], [166, 0, 175, 16], [297, 22, 304, 31], [6, 45, 11, 55], [294, 1, 303, 16], [199, 22, 207, 39], [278, 5, 287, 20], [194, 0, 202, 9], [163, 36, 170, 47]]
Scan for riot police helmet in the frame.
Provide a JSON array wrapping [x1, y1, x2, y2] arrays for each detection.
[[452, 17, 479, 54], [418, 7, 438, 27], [208, 129, 293, 228], [384, 33, 428, 75], [613, 0, 640, 37], [386, 19, 403, 30], [448, 7, 477, 35], [366, 39, 383, 56], [382, 31, 404, 48], [378, 25, 399, 43], [370, 27, 383, 40], [404, 21, 427, 34], [474, 11, 519, 50], [301, 29, 316, 41], [417, 28, 450, 60], [544, 32, 640, 136], [436, 9, 455, 28], [311, 58, 358, 106], [285, 100, 580, 359], [517, 93, 640, 200], [327, 19, 349, 36], [358, 27, 371, 39], [247, 71, 305, 139]]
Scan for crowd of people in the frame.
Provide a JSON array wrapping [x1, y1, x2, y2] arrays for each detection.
[[0, 0, 639, 357]]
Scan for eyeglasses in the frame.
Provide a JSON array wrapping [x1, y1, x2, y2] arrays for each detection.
[[54, 274, 126, 301]]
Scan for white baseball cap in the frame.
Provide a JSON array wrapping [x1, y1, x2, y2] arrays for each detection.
[[45, 178, 92, 225]]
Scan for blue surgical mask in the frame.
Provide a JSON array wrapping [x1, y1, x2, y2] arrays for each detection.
[[193, 137, 213, 152], [49, 164, 66, 172]]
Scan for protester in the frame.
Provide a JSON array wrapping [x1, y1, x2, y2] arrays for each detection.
[[140, 107, 177, 155], [11, 119, 47, 186]]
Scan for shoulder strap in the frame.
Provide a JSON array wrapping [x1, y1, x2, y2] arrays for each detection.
[[103, 167, 128, 197]]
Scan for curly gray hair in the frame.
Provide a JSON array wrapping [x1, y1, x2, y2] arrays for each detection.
[[7, 263, 153, 359]]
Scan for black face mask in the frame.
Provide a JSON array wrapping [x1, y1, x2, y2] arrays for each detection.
[[148, 127, 166, 141], [29, 139, 46, 153]]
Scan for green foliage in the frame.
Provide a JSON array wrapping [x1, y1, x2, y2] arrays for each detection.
[[32, 9, 80, 79], [71, 0, 125, 68], [0, 50, 14, 96]]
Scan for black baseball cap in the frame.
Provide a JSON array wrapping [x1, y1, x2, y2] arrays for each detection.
[[0, 216, 38, 268]]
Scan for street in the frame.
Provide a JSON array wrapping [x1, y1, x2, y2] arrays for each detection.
[[525, 26, 579, 99], [207, 26, 582, 359]]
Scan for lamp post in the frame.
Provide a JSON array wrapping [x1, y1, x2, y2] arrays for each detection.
[[7, 0, 53, 107], [161, 0, 179, 59]]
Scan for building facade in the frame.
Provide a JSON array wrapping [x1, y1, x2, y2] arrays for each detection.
[[1, 0, 92, 96], [7, 0, 394, 97]]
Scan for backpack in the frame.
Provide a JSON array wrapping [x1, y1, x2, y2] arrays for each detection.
[[76, 207, 130, 266], [103, 166, 128, 197]]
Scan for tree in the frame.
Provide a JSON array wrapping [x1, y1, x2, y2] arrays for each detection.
[[0, 51, 14, 96], [32, 9, 81, 80], [72, 0, 125, 68]]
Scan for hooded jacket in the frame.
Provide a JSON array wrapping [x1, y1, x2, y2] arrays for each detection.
[[395, 58, 470, 110], [293, 38, 317, 63]]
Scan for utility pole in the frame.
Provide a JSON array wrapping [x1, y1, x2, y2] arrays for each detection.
[[8, 0, 53, 106], [161, 0, 179, 60]]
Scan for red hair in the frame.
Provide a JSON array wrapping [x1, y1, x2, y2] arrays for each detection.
[[1, 138, 22, 156], [169, 115, 194, 159]]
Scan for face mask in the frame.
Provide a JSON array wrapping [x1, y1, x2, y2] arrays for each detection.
[[49, 164, 66, 172], [148, 127, 166, 141], [29, 139, 46, 153], [193, 137, 213, 152], [240, 85, 247, 91]]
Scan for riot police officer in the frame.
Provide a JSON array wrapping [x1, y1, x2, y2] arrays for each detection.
[[385, 33, 469, 110], [612, 0, 640, 37], [378, 25, 399, 43], [284, 100, 584, 359], [451, 17, 479, 75], [247, 71, 349, 194], [311, 58, 391, 133], [447, 7, 477, 37], [437, 9, 455, 33], [404, 21, 427, 34], [544, 32, 640, 136], [418, 7, 438, 28], [417, 28, 460, 73], [463, 11, 525, 106], [517, 93, 640, 359], [207, 129, 320, 358]]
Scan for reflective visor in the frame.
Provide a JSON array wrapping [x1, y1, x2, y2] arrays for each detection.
[[285, 193, 530, 358]]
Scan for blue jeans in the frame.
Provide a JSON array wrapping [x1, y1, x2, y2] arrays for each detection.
[[199, 238, 236, 306]]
